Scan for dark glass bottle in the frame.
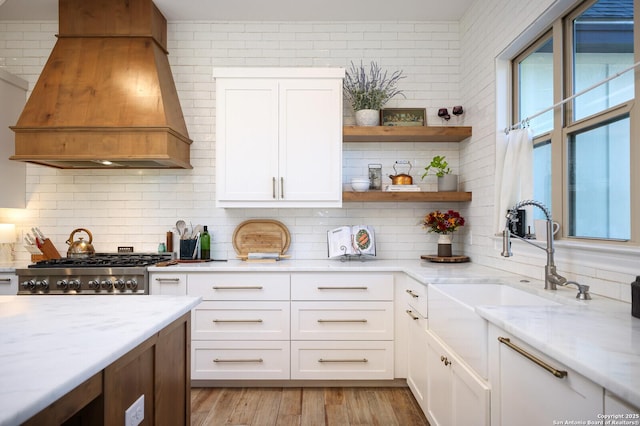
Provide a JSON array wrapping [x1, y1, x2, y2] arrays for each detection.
[[200, 226, 211, 260]]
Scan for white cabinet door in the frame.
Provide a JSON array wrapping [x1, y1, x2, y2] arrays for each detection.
[[489, 325, 603, 426], [426, 330, 490, 426], [406, 307, 428, 413], [215, 78, 279, 203], [149, 273, 187, 295], [278, 78, 342, 203], [215, 68, 343, 208], [0, 274, 17, 295]]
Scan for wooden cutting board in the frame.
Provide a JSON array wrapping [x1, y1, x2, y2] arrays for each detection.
[[232, 219, 291, 256]]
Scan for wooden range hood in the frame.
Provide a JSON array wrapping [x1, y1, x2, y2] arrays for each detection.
[[10, 0, 192, 169]]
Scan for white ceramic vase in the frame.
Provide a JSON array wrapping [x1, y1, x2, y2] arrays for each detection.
[[437, 174, 458, 192], [355, 109, 380, 126], [437, 234, 453, 257]]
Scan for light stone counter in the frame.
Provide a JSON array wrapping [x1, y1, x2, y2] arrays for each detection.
[[150, 258, 639, 409], [0, 295, 201, 426]]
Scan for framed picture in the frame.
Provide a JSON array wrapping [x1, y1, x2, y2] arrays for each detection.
[[380, 108, 426, 127]]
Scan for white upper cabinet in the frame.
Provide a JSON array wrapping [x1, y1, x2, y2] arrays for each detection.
[[214, 68, 344, 208], [0, 69, 27, 209]]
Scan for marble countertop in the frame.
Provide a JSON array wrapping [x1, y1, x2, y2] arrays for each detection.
[[0, 295, 201, 426], [151, 258, 639, 408]]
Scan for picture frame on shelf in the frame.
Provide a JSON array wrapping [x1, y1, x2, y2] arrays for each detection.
[[380, 108, 426, 127]]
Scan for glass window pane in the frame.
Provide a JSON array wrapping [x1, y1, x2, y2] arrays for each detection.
[[573, 0, 634, 121], [533, 141, 552, 221], [518, 38, 553, 136], [568, 116, 630, 239]]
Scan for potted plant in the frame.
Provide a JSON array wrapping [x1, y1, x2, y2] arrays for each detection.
[[343, 61, 405, 126], [421, 155, 458, 192], [422, 209, 465, 257]]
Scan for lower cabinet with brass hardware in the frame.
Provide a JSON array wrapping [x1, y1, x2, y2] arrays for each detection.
[[402, 276, 429, 413], [487, 324, 603, 426], [149, 272, 187, 295], [425, 330, 490, 426]]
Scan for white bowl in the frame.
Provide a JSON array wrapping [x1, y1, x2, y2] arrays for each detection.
[[350, 178, 370, 192]]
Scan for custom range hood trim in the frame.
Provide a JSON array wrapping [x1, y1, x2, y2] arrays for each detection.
[[10, 0, 192, 169]]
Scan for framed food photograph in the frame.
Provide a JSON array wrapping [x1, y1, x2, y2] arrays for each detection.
[[380, 108, 427, 126]]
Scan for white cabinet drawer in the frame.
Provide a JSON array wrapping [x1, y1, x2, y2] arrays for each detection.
[[291, 301, 393, 340], [193, 301, 290, 340], [192, 340, 290, 380], [149, 273, 187, 295], [291, 340, 394, 380], [0, 274, 17, 295], [291, 273, 393, 301], [188, 273, 290, 300], [403, 277, 427, 318]]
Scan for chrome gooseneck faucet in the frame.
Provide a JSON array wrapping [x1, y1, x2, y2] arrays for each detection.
[[501, 200, 568, 291]]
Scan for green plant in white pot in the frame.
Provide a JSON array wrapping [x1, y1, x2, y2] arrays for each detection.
[[344, 61, 405, 126], [421, 155, 459, 192]]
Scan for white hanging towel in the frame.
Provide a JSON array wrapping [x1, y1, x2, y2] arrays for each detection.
[[494, 128, 534, 234]]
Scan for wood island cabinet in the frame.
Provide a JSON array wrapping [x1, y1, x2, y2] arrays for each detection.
[[214, 68, 344, 208]]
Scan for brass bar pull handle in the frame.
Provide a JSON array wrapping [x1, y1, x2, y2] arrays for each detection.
[[212, 286, 264, 290], [213, 358, 264, 363], [155, 278, 180, 282], [498, 337, 568, 378], [317, 286, 368, 290], [405, 289, 419, 298], [212, 319, 264, 323], [272, 177, 276, 199], [280, 177, 284, 199], [318, 358, 368, 363], [317, 319, 368, 323], [405, 309, 420, 320], [0, 278, 12, 283]]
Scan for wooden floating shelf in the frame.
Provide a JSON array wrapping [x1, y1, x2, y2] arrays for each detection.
[[343, 191, 472, 202], [343, 125, 472, 142]]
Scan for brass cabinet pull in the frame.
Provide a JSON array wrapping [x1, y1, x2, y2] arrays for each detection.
[[155, 277, 180, 282], [212, 319, 263, 323], [317, 286, 368, 290], [0, 278, 12, 283], [272, 177, 276, 199], [212, 286, 264, 290], [406, 289, 419, 298], [405, 309, 420, 320], [498, 337, 568, 379], [317, 319, 368, 323], [318, 358, 368, 363], [213, 358, 263, 363], [280, 177, 284, 199]]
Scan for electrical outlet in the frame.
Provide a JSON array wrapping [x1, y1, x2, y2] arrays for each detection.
[[125, 394, 144, 426]]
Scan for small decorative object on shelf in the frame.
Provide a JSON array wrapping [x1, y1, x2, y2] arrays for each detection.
[[422, 209, 465, 258], [344, 61, 405, 126], [380, 108, 426, 126], [422, 155, 458, 192]]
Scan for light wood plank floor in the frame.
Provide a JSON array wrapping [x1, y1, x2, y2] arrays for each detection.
[[191, 387, 430, 426]]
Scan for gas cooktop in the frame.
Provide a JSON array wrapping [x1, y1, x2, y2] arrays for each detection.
[[28, 253, 173, 268]]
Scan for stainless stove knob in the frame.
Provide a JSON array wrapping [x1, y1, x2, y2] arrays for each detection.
[[36, 280, 49, 290], [126, 279, 138, 291], [101, 280, 113, 290], [68, 279, 81, 291], [22, 280, 36, 290], [88, 280, 100, 290], [56, 279, 68, 290], [114, 279, 126, 291]]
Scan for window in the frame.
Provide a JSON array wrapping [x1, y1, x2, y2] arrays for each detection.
[[512, 0, 636, 242]]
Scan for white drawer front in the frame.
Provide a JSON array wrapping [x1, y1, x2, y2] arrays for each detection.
[[291, 273, 393, 301], [291, 340, 394, 380], [192, 340, 290, 380], [403, 277, 427, 318], [193, 301, 290, 340], [188, 273, 290, 300], [291, 301, 393, 340], [150, 273, 187, 295]]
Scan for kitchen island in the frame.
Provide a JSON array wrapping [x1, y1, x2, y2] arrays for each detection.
[[0, 295, 201, 426]]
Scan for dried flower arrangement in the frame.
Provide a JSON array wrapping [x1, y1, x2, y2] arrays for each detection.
[[343, 61, 405, 111]]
